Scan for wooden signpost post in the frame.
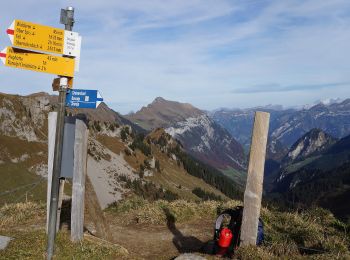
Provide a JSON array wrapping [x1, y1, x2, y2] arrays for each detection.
[[240, 111, 270, 246]]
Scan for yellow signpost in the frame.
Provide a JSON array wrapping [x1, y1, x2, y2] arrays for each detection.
[[2, 8, 81, 259], [7, 19, 81, 57], [1, 47, 75, 77]]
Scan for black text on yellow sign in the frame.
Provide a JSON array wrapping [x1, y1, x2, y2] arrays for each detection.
[[7, 19, 81, 57], [2, 47, 75, 77]]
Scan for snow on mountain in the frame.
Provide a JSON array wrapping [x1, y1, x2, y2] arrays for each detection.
[[211, 98, 350, 148], [127, 97, 247, 171], [166, 114, 246, 170]]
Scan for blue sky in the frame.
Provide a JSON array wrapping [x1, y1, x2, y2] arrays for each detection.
[[0, 0, 349, 114]]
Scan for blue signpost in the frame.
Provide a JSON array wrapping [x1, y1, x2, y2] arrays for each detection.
[[66, 89, 103, 109]]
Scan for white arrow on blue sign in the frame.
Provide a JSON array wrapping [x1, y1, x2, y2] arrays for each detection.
[[66, 89, 103, 109]]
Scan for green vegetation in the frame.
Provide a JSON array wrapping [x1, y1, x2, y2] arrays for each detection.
[[192, 187, 222, 201], [129, 133, 152, 156], [0, 163, 46, 206], [155, 159, 161, 172], [284, 155, 319, 173], [117, 175, 179, 202], [93, 120, 102, 132], [120, 126, 129, 142], [282, 162, 350, 222], [169, 144, 243, 200], [222, 167, 247, 187]]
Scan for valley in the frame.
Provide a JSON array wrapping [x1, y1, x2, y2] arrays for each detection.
[[0, 92, 349, 259]]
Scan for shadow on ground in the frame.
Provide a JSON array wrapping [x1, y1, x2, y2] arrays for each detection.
[[163, 208, 214, 255]]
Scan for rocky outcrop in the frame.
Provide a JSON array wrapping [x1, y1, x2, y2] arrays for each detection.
[[282, 129, 337, 164], [127, 97, 246, 171]]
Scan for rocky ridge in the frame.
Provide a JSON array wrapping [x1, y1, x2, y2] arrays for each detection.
[[127, 97, 247, 171]]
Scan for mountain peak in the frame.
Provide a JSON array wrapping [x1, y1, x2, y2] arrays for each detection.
[[126, 98, 203, 130], [26, 92, 51, 98], [283, 128, 337, 164], [152, 97, 166, 103]]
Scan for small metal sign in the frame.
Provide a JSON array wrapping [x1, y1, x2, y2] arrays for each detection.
[[66, 89, 103, 109]]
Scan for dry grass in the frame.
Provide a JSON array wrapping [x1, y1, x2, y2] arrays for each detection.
[[0, 230, 129, 260], [108, 197, 350, 258], [0, 201, 46, 229], [97, 134, 125, 155], [108, 196, 241, 225], [1, 199, 349, 259], [123, 149, 147, 171], [0, 135, 47, 168], [148, 145, 228, 201], [0, 202, 130, 259]]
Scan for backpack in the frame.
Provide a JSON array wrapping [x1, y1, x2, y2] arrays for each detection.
[[212, 206, 264, 256]]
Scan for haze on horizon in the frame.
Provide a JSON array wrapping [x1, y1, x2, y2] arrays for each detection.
[[0, 0, 349, 114]]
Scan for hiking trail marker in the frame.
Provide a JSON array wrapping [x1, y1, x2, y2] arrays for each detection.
[[6, 19, 81, 57], [66, 89, 103, 109], [0, 47, 75, 77], [2, 7, 85, 259]]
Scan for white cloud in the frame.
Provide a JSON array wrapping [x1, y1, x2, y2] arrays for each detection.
[[0, 0, 349, 113]]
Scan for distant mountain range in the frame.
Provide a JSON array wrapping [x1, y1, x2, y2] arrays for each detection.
[[268, 128, 350, 221], [210, 99, 350, 149], [126, 97, 247, 172], [281, 128, 337, 165]]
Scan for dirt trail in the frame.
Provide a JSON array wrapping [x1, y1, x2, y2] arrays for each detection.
[[107, 216, 214, 260], [84, 172, 216, 259]]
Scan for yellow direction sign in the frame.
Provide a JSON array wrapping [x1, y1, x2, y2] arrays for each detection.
[[0, 47, 75, 77], [7, 20, 81, 57]]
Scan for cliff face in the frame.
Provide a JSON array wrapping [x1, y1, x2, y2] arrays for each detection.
[[127, 97, 247, 171], [282, 128, 337, 165]]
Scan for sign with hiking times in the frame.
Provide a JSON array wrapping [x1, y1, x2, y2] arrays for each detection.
[[0, 47, 75, 77], [66, 89, 103, 109], [6, 20, 81, 57]]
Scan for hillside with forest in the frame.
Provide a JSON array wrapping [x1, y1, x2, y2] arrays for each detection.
[[267, 129, 350, 222], [0, 92, 241, 208], [126, 97, 247, 175], [1, 92, 350, 259]]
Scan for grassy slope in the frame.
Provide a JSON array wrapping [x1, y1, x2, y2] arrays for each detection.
[[0, 202, 128, 259], [0, 163, 46, 205], [96, 133, 228, 201], [107, 197, 350, 259], [221, 167, 246, 188], [149, 148, 228, 201], [4, 199, 346, 259], [1, 197, 349, 259], [284, 156, 320, 173], [0, 135, 47, 168]]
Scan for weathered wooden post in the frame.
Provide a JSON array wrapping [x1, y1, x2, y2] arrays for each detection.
[[71, 118, 88, 241], [240, 111, 270, 246]]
